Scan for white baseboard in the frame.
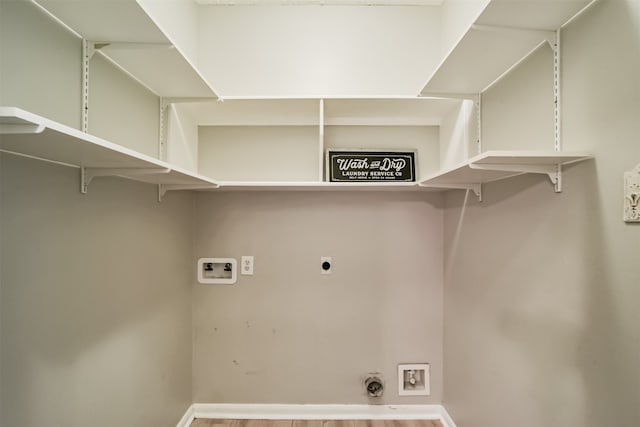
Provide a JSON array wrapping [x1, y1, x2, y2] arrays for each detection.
[[438, 406, 457, 427], [177, 404, 456, 427], [176, 404, 195, 427]]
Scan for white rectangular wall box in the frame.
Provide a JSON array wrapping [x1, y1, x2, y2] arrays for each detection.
[[398, 363, 430, 396], [197, 258, 237, 284]]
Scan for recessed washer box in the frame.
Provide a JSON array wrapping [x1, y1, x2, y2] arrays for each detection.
[[197, 258, 237, 284], [398, 363, 430, 396]]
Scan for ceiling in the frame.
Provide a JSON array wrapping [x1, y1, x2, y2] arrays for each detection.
[[194, 0, 444, 5]]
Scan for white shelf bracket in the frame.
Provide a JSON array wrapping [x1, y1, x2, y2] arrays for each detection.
[[471, 24, 556, 46], [161, 97, 217, 104], [81, 167, 170, 194], [479, 26, 557, 93], [158, 183, 218, 202], [469, 163, 562, 191], [90, 42, 172, 51], [0, 123, 45, 134], [420, 183, 482, 201], [419, 93, 477, 100], [554, 164, 562, 193]]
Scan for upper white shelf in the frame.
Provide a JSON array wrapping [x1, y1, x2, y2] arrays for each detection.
[[419, 150, 592, 192], [323, 98, 460, 126], [35, 0, 217, 98], [176, 97, 460, 127], [420, 0, 593, 96], [0, 107, 219, 192]]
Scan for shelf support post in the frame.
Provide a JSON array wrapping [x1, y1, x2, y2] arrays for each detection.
[[476, 93, 482, 155], [159, 97, 168, 162], [319, 98, 325, 181], [553, 28, 563, 192], [81, 167, 171, 194], [81, 40, 94, 133]]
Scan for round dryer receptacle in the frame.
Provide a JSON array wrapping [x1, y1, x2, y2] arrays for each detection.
[[364, 375, 384, 397], [321, 257, 332, 274]]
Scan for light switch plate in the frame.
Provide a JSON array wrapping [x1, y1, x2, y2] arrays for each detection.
[[241, 256, 254, 275]]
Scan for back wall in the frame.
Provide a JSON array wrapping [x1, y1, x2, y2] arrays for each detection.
[[192, 191, 444, 404]]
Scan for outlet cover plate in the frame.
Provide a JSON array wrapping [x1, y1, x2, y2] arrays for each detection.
[[241, 256, 254, 275]]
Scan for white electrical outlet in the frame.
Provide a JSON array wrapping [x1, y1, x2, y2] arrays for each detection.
[[241, 256, 254, 275], [624, 163, 640, 222]]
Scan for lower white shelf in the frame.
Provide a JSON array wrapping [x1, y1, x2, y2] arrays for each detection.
[[214, 181, 433, 192], [1, 108, 593, 197], [419, 150, 593, 196], [0, 107, 219, 196]]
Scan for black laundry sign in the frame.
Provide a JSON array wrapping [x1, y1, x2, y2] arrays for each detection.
[[327, 150, 416, 182]]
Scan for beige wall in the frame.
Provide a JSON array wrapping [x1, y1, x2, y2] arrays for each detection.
[[88, 54, 160, 158], [443, 1, 640, 426], [0, 154, 194, 426], [4, 0, 640, 425], [0, 1, 160, 155], [0, 157, 3, 423], [0, 0, 82, 129], [193, 191, 444, 404], [0, 2, 192, 426]]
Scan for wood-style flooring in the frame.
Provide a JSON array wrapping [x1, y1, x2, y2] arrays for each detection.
[[190, 419, 443, 427]]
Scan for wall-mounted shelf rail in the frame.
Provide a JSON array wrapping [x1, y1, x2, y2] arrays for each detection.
[[419, 151, 592, 199], [0, 107, 219, 197], [420, 0, 593, 96]]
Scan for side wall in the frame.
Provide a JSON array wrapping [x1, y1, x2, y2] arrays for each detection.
[[0, 0, 159, 155], [192, 191, 444, 404], [0, 0, 82, 128], [0, 2, 193, 426], [443, 1, 640, 426], [0, 155, 194, 427]]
